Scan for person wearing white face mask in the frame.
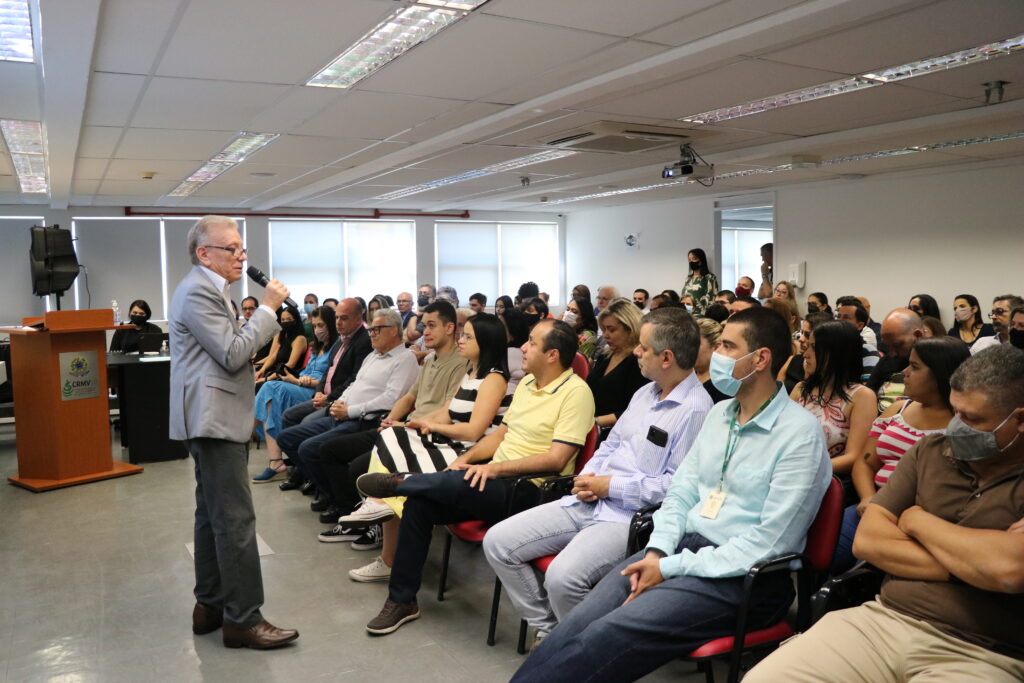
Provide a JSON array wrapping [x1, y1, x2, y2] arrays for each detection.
[[561, 295, 598, 359], [514, 307, 831, 682], [746, 343, 1024, 683]]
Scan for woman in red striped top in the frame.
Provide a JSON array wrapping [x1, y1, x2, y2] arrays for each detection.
[[831, 337, 970, 573]]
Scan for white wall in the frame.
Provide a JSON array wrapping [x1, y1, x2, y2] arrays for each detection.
[[564, 158, 1024, 327]]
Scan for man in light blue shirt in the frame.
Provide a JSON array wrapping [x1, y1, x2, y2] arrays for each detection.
[[484, 308, 712, 641], [513, 307, 831, 683]]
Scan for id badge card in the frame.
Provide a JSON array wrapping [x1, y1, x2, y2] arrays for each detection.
[[700, 489, 726, 519]]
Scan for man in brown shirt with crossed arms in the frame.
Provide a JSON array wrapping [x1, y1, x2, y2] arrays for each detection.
[[747, 344, 1024, 682]]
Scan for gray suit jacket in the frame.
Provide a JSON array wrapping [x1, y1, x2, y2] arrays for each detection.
[[168, 266, 279, 443]]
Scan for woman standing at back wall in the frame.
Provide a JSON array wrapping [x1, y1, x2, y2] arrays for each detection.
[[680, 248, 719, 316]]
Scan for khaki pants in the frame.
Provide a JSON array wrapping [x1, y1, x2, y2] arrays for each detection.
[[744, 600, 1024, 682]]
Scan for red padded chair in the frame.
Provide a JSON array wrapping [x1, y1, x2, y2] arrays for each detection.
[[683, 475, 844, 683], [486, 424, 600, 648], [570, 352, 589, 381]]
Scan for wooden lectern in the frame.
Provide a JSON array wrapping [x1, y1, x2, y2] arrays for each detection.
[[5, 309, 143, 492]]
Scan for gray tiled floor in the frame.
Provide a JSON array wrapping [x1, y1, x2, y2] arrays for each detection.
[[0, 425, 718, 682]]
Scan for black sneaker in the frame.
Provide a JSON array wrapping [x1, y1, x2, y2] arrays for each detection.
[[310, 495, 330, 512], [317, 524, 362, 543], [300, 481, 317, 496], [356, 472, 406, 499], [351, 525, 383, 551], [318, 507, 341, 524], [366, 599, 420, 635]]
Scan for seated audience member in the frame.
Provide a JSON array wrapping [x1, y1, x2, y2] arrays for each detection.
[[513, 307, 831, 682], [1011, 306, 1024, 349], [730, 294, 761, 314], [302, 293, 319, 340], [239, 296, 259, 322], [516, 281, 540, 308], [734, 275, 756, 299], [561, 295, 598, 359], [869, 309, 925, 412], [570, 284, 592, 304], [484, 308, 712, 644], [355, 319, 595, 635], [632, 288, 650, 311], [396, 292, 415, 328], [323, 297, 339, 310], [778, 311, 832, 393], [792, 321, 877, 480], [681, 294, 695, 314], [858, 296, 884, 353], [436, 285, 459, 307], [109, 299, 161, 353], [746, 344, 1024, 683], [417, 283, 436, 307], [948, 293, 994, 348], [591, 299, 646, 434], [832, 336, 969, 572], [763, 298, 800, 354], [920, 315, 947, 339], [595, 285, 619, 315], [772, 280, 798, 310], [522, 297, 550, 326], [703, 302, 730, 323], [494, 295, 514, 316], [837, 296, 878, 347], [807, 291, 833, 318], [315, 301, 468, 541], [971, 294, 1024, 355], [366, 294, 391, 325], [648, 294, 667, 310], [276, 309, 418, 500], [681, 248, 719, 315], [342, 313, 513, 582], [499, 308, 529, 390], [694, 318, 728, 403], [404, 285, 437, 344], [254, 305, 307, 381], [252, 306, 339, 483], [469, 292, 487, 313], [659, 289, 681, 304], [538, 292, 550, 304], [714, 289, 736, 306], [907, 293, 941, 320]]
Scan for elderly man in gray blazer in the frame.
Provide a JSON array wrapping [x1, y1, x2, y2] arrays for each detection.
[[169, 215, 298, 649]]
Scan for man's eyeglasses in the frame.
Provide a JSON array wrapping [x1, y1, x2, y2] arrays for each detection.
[[241, 306, 257, 312], [203, 245, 247, 258], [991, 308, 1009, 317], [368, 325, 394, 335]]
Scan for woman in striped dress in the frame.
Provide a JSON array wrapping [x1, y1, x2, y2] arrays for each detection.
[[830, 336, 969, 573], [342, 312, 513, 582]]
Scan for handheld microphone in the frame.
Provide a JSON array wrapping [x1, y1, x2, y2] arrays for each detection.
[[246, 265, 297, 309]]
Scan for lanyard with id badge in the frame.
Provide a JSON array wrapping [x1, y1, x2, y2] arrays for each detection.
[[700, 389, 777, 519]]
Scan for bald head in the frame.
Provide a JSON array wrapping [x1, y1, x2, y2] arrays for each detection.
[[857, 296, 871, 315], [336, 298, 363, 336], [881, 308, 925, 359]]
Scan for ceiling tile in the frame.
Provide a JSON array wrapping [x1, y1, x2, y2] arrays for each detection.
[[363, 15, 621, 102], [74, 158, 110, 180], [97, 179, 178, 196], [637, 0, 808, 47], [217, 162, 331, 186], [78, 126, 123, 158], [242, 87, 341, 133], [0, 61, 41, 121], [132, 77, 291, 130], [116, 128, 236, 160], [392, 102, 509, 144], [761, 0, 1024, 75], [243, 135, 377, 166], [92, 0, 183, 73], [103, 158, 205, 182], [894, 51, 1024, 102], [83, 73, 147, 127], [71, 179, 101, 194], [482, 0, 714, 38], [157, 0, 390, 84], [293, 90, 465, 140]]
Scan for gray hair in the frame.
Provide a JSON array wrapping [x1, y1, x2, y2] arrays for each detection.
[[641, 307, 700, 370], [950, 345, 1024, 414], [187, 215, 237, 265], [373, 307, 402, 330], [994, 293, 1024, 311], [437, 285, 459, 306]]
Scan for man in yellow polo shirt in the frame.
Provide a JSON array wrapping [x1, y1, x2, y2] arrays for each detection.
[[356, 319, 595, 635]]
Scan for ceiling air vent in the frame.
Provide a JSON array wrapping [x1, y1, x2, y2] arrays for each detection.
[[543, 121, 703, 154]]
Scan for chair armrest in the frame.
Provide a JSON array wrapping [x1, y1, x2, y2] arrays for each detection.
[[810, 562, 884, 625]]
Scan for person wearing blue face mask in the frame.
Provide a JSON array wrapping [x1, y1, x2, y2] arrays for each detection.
[[514, 307, 831, 683], [746, 343, 1024, 683], [302, 292, 319, 341]]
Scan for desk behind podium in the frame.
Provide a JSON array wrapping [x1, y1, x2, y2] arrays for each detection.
[[107, 353, 187, 464]]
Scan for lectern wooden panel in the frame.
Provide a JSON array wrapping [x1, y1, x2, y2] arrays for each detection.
[[5, 309, 143, 492]]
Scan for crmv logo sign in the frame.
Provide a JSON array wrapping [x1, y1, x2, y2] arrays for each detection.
[[59, 350, 100, 401]]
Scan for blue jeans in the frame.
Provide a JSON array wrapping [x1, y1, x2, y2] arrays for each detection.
[[831, 504, 861, 575], [511, 533, 793, 683], [276, 416, 367, 494]]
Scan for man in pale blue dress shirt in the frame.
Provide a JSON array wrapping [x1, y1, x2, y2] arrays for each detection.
[[484, 307, 712, 641], [513, 306, 832, 682]]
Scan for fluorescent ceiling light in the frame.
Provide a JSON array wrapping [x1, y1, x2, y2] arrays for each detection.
[[375, 149, 577, 201], [307, 1, 489, 89], [0, 0, 34, 62], [1, 119, 48, 193], [680, 33, 1024, 125], [168, 132, 279, 197], [549, 131, 1024, 204]]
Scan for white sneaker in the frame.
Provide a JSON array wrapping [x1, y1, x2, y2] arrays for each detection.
[[338, 499, 395, 525], [349, 556, 392, 583]]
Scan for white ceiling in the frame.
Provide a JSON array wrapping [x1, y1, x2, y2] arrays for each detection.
[[1, 0, 1024, 211]]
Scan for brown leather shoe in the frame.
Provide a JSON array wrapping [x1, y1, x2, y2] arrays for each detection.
[[192, 603, 223, 635], [222, 620, 299, 649]]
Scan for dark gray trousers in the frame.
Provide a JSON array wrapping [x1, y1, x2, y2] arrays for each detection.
[[187, 437, 264, 628]]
